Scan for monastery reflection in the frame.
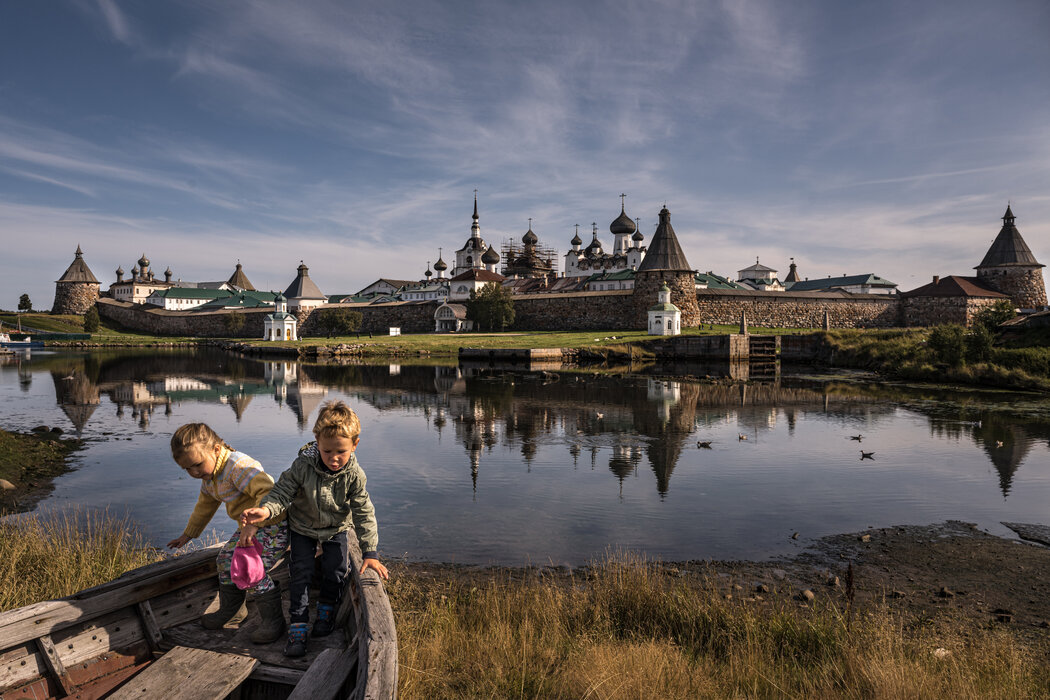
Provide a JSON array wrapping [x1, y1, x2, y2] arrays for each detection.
[[17, 349, 1047, 498]]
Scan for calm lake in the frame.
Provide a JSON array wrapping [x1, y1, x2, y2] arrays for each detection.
[[2, 348, 1049, 566]]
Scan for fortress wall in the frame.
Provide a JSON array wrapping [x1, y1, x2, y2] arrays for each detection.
[[693, 291, 900, 329]]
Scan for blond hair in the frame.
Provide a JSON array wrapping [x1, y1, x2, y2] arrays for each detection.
[[313, 400, 361, 441], [171, 423, 231, 460]]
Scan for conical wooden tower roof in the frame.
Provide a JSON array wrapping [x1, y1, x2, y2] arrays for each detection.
[[636, 207, 692, 272], [227, 263, 256, 291], [56, 245, 99, 283], [977, 205, 1044, 269]]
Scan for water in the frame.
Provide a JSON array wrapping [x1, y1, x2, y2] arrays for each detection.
[[2, 348, 1048, 566]]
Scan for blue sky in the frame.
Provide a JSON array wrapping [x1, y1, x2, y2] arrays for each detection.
[[2, 0, 1048, 311]]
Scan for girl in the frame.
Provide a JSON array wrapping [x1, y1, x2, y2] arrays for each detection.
[[167, 423, 288, 643]]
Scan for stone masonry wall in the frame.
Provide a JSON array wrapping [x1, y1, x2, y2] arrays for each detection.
[[98, 298, 270, 337], [52, 282, 100, 315], [633, 271, 702, 328], [512, 291, 633, 331], [901, 296, 1004, 327], [299, 302, 439, 336], [978, 268, 1048, 310], [694, 290, 900, 328]]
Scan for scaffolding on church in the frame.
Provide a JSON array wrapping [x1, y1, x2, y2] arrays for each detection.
[[500, 239, 559, 278]]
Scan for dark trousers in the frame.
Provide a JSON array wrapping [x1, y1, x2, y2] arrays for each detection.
[[288, 529, 349, 624]]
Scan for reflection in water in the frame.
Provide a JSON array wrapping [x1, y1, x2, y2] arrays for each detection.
[[3, 349, 1050, 563], [10, 349, 1048, 501]]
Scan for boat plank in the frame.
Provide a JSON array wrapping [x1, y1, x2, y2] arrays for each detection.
[[0, 642, 47, 692], [136, 601, 163, 651], [35, 634, 77, 696], [285, 646, 357, 700], [108, 646, 257, 700], [0, 559, 215, 649]]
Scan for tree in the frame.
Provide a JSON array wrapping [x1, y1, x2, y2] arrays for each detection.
[[965, 323, 994, 363], [927, 324, 965, 366], [224, 312, 246, 335], [17, 294, 31, 312], [467, 283, 515, 332], [82, 306, 100, 333], [972, 300, 1015, 332], [314, 308, 362, 337]]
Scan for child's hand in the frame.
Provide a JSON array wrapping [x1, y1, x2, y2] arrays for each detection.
[[240, 507, 268, 526], [360, 558, 389, 580], [167, 534, 191, 549], [238, 524, 258, 547]]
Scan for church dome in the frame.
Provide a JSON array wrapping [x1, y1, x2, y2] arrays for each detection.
[[434, 256, 448, 271], [610, 206, 636, 236], [571, 232, 582, 246], [632, 229, 644, 241], [138, 254, 150, 269], [523, 227, 538, 245], [116, 266, 124, 275], [482, 245, 500, 264]]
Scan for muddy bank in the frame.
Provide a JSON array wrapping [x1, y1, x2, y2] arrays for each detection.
[[0, 428, 82, 513], [389, 521, 1050, 644]]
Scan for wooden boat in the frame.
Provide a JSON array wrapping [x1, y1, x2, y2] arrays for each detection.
[[0, 332, 43, 349], [0, 541, 397, 699]]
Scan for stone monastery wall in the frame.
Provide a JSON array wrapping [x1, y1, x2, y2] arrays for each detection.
[[900, 295, 1002, 328], [99, 290, 916, 337], [694, 289, 900, 328]]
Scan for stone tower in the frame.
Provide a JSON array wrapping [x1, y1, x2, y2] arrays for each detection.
[[52, 245, 100, 314], [632, 207, 700, 328], [975, 205, 1047, 309]]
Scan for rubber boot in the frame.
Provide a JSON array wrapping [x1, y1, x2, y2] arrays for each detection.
[[312, 603, 336, 637], [284, 623, 308, 658], [202, 583, 247, 630], [250, 585, 287, 644]]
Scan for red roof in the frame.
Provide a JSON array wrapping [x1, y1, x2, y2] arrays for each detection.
[[900, 275, 1007, 299], [449, 269, 506, 282]]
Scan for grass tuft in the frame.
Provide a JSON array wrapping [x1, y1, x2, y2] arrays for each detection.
[[0, 508, 162, 612]]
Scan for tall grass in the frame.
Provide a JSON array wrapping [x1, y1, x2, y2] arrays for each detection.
[[388, 553, 1049, 699], [0, 508, 162, 611]]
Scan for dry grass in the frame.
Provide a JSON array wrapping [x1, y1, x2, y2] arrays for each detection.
[[0, 508, 163, 612], [388, 553, 1050, 699]]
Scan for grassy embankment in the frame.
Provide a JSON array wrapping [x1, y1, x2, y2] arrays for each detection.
[[3, 511, 1046, 699], [387, 557, 1049, 699], [0, 311, 198, 345], [0, 428, 81, 503], [822, 329, 1050, 392]]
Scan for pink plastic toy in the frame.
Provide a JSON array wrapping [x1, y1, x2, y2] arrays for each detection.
[[230, 538, 265, 590]]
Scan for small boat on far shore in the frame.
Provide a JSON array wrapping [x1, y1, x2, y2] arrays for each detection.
[[0, 332, 44, 349]]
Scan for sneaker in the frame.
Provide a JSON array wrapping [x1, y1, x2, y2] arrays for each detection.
[[283, 623, 308, 658], [312, 603, 336, 637]]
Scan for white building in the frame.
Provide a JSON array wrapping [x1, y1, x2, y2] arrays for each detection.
[[564, 197, 646, 278], [435, 302, 471, 332], [453, 194, 500, 276], [263, 293, 298, 341], [283, 262, 328, 311], [648, 283, 681, 336], [447, 269, 506, 301], [737, 259, 785, 291], [145, 287, 231, 310]]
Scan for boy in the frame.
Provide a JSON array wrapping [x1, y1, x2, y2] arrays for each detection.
[[242, 400, 388, 657]]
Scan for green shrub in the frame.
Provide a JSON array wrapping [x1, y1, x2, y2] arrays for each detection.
[[927, 325, 965, 366], [82, 306, 100, 333], [965, 324, 994, 363]]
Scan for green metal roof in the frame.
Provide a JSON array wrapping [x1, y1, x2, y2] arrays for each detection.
[[152, 287, 231, 299], [649, 302, 680, 312]]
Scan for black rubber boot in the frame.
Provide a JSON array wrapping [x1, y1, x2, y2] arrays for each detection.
[[250, 585, 287, 644], [201, 583, 247, 630], [312, 603, 336, 637], [284, 623, 308, 658]]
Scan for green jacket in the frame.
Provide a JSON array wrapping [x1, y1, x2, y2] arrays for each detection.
[[260, 442, 379, 556]]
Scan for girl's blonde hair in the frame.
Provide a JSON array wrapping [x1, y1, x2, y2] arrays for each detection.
[[313, 400, 361, 441], [171, 423, 232, 459]]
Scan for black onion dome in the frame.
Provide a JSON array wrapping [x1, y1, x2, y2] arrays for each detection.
[[138, 254, 150, 269], [482, 245, 500, 264], [632, 229, 644, 241], [434, 257, 448, 271], [610, 206, 637, 235], [523, 227, 538, 245], [571, 232, 582, 246], [116, 266, 124, 275]]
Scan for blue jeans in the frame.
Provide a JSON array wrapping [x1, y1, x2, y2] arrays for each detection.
[[288, 529, 349, 624]]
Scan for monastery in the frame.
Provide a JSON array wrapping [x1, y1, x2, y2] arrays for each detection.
[[54, 199, 1046, 337]]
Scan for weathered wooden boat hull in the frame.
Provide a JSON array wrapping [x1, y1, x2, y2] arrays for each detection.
[[0, 540, 397, 699]]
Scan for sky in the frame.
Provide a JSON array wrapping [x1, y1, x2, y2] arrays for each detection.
[[2, 0, 1049, 311]]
